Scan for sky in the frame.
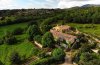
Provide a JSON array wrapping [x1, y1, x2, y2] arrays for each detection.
[[0, 0, 100, 9]]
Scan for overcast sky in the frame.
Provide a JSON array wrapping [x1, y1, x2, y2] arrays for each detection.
[[0, 0, 100, 9]]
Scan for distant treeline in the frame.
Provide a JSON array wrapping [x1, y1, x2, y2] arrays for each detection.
[[0, 9, 63, 26], [0, 7, 100, 26], [63, 7, 100, 24]]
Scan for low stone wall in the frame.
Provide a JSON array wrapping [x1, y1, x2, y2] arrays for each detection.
[[34, 41, 43, 48]]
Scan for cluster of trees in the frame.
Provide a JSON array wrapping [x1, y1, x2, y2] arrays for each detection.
[[73, 43, 100, 65], [27, 21, 56, 48], [31, 48, 65, 65], [27, 24, 55, 48]]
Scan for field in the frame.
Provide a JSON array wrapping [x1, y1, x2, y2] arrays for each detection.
[[0, 23, 39, 65], [68, 23, 100, 36], [0, 23, 28, 37], [0, 40, 35, 65]]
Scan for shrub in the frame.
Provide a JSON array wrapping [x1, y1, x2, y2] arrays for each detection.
[[0, 38, 4, 45], [3, 32, 17, 45], [10, 53, 21, 65], [80, 52, 93, 62], [27, 35, 33, 41], [79, 44, 92, 53], [73, 51, 81, 63], [12, 27, 24, 35], [37, 51, 47, 59], [77, 34, 88, 43]]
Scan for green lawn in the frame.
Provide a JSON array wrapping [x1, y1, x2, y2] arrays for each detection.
[[67, 23, 100, 36], [0, 23, 28, 37]]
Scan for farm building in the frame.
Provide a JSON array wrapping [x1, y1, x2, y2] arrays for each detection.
[[50, 25, 78, 44]]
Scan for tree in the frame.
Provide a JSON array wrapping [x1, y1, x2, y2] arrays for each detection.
[[42, 32, 55, 48], [40, 25, 52, 34], [27, 25, 40, 41], [51, 48, 65, 61]]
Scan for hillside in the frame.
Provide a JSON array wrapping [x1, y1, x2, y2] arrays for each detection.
[[0, 7, 100, 65], [81, 4, 100, 8]]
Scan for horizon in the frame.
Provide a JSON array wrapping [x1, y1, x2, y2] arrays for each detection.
[[0, 0, 100, 10]]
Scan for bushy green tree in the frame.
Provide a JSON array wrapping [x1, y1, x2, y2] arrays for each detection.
[[27, 25, 40, 41], [42, 32, 55, 48], [40, 25, 52, 34], [51, 48, 65, 61]]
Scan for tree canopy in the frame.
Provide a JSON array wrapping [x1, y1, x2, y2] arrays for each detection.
[[42, 32, 55, 48]]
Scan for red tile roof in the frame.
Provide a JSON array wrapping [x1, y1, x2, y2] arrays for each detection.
[[50, 25, 77, 43]]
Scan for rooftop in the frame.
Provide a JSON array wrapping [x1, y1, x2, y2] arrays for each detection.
[[50, 25, 77, 43]]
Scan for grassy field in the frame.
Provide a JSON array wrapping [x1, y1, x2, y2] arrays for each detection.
[[0, 23, 28, 37], [67, 23, 100, 36], [0, 23, 39, 65], [0, 40, 36, 65]]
